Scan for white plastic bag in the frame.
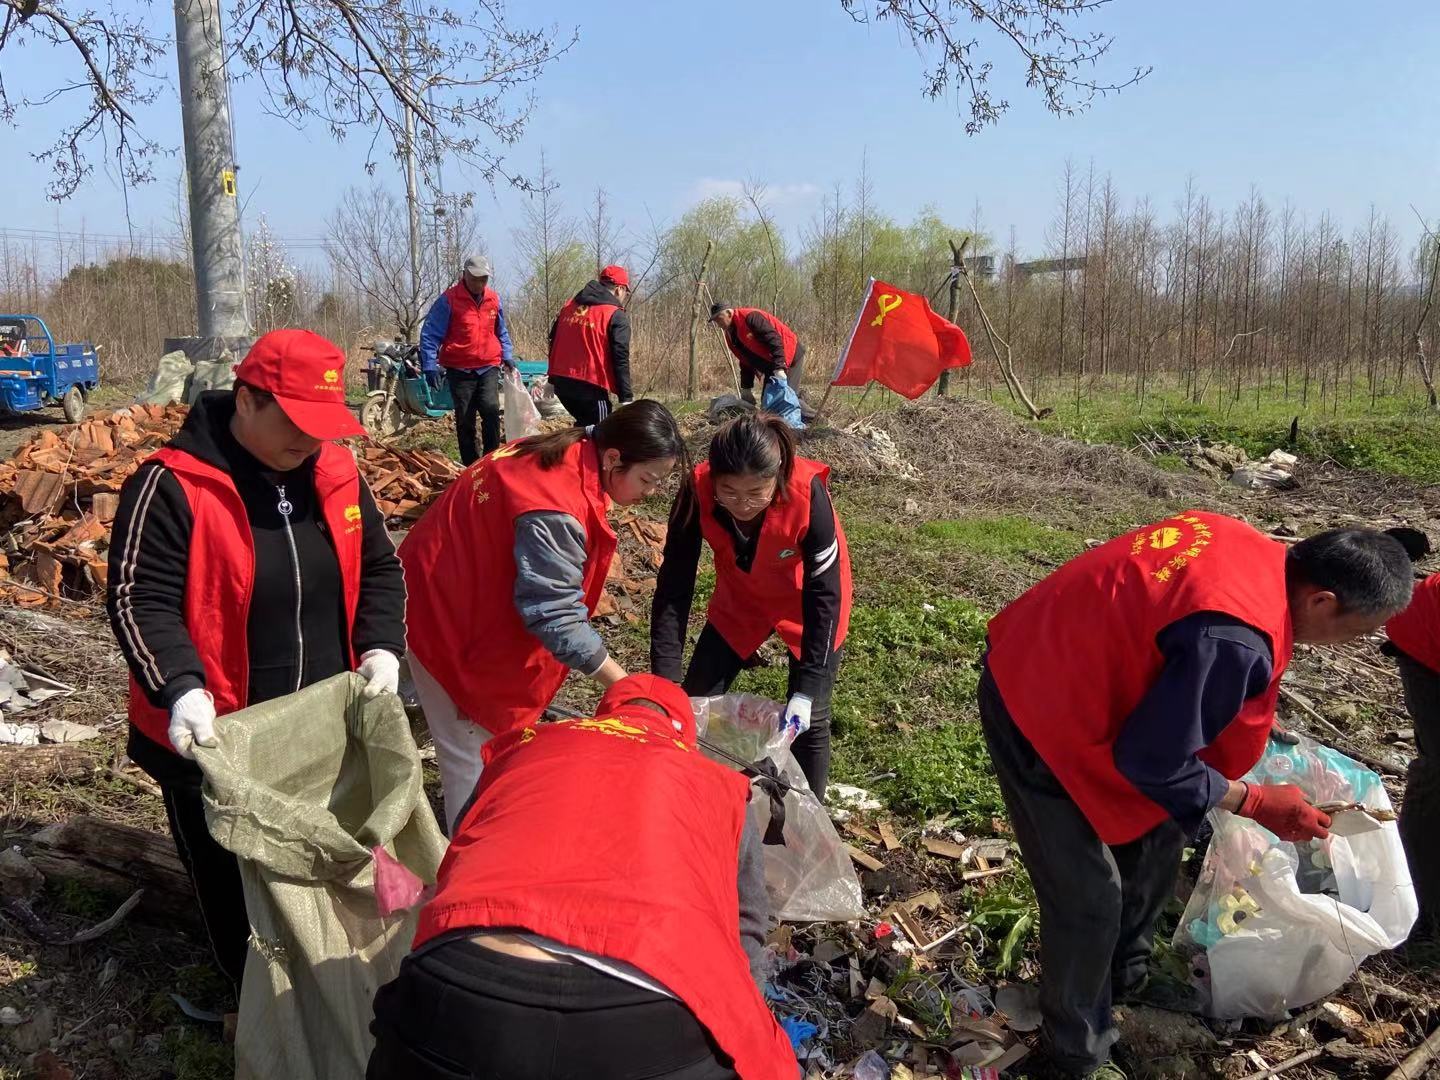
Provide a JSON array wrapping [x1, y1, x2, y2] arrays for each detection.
[[502, 366, 543, 441], [692, 693, 866, 923], [1174, 734, 1416, 1019]]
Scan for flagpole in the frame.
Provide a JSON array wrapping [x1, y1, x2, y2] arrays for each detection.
[[811, 278, 875, 428]]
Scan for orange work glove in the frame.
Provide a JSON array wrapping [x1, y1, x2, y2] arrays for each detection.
[[1238, 783, 1332, 842]]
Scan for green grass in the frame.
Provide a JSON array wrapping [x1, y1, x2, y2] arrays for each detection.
[[161, 1027, 234, 1080], [917, 515, 1085, 563], [1009, 378, 1440, 484]]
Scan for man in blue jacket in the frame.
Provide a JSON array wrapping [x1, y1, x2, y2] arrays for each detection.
[[420, 255, 515, 464]]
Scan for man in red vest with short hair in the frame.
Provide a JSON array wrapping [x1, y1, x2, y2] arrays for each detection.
[[709, 302, 810, 428], [982, 514, 1413, 1080], [420, 254, 516, 464], [547, 264, 633, 427], [107, 330, 407, 989], [367, 673, 796, 1080]]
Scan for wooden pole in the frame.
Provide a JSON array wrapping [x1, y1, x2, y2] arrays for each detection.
[[687, 240, 714, 402], [938, 238, 963, 396]]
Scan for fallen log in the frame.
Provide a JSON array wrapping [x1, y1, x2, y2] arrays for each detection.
[[0, 744, 100, 784], [26, 815, 197, 926]]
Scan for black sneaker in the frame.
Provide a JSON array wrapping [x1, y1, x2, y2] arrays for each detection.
[[1115, 973, 1204, 1014]]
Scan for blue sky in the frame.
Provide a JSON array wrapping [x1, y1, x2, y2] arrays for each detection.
[[5, 0, 1439, 273]]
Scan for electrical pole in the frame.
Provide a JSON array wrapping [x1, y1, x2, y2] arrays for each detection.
[[398, 19, 423, 342], [169, 0, 251, 369]]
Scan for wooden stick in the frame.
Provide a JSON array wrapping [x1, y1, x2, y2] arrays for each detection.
[[1240, 1039, 1345, 1080], [1383, 1025, 1440, 1080], [1278, 685, 1346, 741]]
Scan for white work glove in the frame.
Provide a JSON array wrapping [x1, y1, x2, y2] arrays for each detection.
[[168, 688, 217, 759], [783, 694, 812, 739], [357, 649, 401, 700]]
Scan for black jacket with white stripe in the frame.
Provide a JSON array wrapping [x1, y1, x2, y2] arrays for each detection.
[[106, 392, 406, 717], [650, 475, 843, 697]]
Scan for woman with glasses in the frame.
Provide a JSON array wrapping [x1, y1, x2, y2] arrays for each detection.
[[650, 412, 851, 800]]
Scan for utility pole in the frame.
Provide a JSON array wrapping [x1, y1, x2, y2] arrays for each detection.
[[398, 19, 423, 341], [169, 0, 251, 370]]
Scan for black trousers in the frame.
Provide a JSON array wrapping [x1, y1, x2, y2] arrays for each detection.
[[128, 727, 249, 989], [680, 623, 840, 800], [978, 667, 1184, 1075], [447, 366, 502, 465], [1397, 653, 1440, 938], [555, 388, 613, 429], [368, 938, 738, 1080]]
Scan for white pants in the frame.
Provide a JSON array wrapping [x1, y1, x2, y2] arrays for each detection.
[[408, 652, 492, 834]]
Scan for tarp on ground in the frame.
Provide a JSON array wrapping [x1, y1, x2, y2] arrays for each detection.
[[197, 673, 446, 1080]]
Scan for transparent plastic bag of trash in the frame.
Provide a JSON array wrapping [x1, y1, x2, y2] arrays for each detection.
[[1173, 733, 1416, 1019], [692, 693, 865, 923]]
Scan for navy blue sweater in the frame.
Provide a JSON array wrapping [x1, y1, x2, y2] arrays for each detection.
[[1112, 612, 1274, 835]]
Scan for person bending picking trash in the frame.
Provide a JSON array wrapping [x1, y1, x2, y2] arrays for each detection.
[[651, 412, 851, 800], [708, 302, 809, 429], [366, 674, 794, 1080], [399, 400, 685, 830], [418, 254, 516, 465], [979, 513, 1413, 1080], [106, 330, 407, 989], [546, 264, 633, 426], [1383, 560, 1439, 943]]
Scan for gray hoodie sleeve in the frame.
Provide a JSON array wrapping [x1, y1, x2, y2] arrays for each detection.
[[512, 511, 609, 675], [737, 815, 770, 989]]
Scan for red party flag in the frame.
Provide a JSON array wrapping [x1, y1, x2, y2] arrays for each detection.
[[832, 279, 973, 399]]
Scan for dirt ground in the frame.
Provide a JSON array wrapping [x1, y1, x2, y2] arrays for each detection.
[[0, 396, 1433, 1079]]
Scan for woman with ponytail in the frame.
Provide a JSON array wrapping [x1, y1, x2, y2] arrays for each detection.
[[400, 400, 686, 829], [651, 412, 852, 800]]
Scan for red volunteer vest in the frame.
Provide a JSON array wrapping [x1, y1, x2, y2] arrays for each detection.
[[126, 443, 366, 750], [986, 511, 1294, 845], [413, 709, 796, 1080], [1387, 572, 1440, 673], [696, 457, 852, 661], [727, 307, 799, 373], [437, 281, 504, 369], [547, 296, 619, 393], [399, 439, 618, 735]]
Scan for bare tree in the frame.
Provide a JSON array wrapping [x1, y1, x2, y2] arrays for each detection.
[[512, 150, 581, 341], [840, 0, 1149, 133], [0, 0, 576, 200], [326, 184, 475, 339], [743, 179, 782, 313], [585, 187, 623, 277]]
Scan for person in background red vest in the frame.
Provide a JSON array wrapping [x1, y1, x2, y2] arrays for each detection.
[[546, 264, 632, 427], [709, 302, 811, 428], [1381, 529, 1438, 943], [105, 330, 407, 990], [419, 254, 516, 465], [981, 515, 1413, 1080], [399, 401, 685, 830], [651, 413, 852, 800], [366, 673, 795, 1080]]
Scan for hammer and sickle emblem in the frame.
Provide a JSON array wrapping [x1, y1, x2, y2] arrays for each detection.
[[1149, 526, 1183, 550], [870, 293, 903, 327]]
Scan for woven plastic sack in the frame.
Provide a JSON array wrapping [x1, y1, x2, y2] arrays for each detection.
[[693, 693, 865, 923], [502, 365, 543, 441], [1173, 733, 1416, 1019], [137, 350, 194, 405], [197, 673, 447, 1080]]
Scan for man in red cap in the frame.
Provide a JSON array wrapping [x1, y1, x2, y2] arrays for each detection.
[[106, 329, 407, 990], [367, 673, 796, 1080], [546, 264, 633, 426]]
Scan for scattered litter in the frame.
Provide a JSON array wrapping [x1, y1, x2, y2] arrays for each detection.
[[1231, 449, 1300, 490], [0, 721, 38, 745], [849, 1049, 889, 1080], [828, 784, 883, 812], [995, 983, 1042, 1032], [0, 1006, 22, 1026], [170, 994, 224, 1024], [39, 719, 99, 743]]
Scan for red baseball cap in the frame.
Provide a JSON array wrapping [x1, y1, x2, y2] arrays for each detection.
[[600, 264, 630, 289], [233, 330, 365, 441]]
